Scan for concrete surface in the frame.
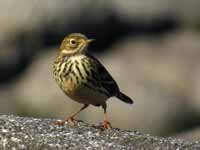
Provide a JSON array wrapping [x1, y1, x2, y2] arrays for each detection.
[[0, 115, 199, 150]]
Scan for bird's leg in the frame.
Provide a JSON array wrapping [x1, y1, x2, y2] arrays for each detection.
[[100, 103, 112, 129], [56, 104, 89, 126]]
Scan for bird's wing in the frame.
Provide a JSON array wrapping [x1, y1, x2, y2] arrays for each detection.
[[85, 54, 119, 97]]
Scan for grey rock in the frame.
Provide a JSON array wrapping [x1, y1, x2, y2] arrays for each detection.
[[0, 115, 199, 150], [112, 0, 200, 24]]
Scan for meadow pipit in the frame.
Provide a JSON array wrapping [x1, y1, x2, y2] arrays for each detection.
[[53, 33, 133, 129]]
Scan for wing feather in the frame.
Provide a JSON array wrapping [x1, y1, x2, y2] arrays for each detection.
[[85, 54, 119, 97]]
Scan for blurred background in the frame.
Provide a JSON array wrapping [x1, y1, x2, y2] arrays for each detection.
[[1, 0, 200, 141]]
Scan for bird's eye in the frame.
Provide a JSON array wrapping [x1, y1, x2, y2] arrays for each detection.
[[70, 39, 77, 45]]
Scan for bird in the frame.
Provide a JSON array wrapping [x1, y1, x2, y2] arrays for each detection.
[[53, 33, 133, 129]]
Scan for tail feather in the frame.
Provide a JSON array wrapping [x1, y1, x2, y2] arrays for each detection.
[[117, 92, 134, 104]]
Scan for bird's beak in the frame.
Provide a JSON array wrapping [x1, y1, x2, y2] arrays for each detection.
[[87, 39, 95, 44]]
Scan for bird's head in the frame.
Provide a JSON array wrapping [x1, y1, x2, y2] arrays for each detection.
[[59, 33, 94, 56]]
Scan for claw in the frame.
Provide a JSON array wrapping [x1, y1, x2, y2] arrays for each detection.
[[100, 120, 112, 130], [56, 117, 76, 126]]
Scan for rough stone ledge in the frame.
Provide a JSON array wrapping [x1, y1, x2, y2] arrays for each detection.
[[0, 115, 199, 150]]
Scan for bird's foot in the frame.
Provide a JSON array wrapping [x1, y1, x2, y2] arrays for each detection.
[[99, 120, 112, 130], [56, 117, 76, 126]]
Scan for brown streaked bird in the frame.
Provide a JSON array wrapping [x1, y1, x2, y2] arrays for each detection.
[[53, 33, 133, 129]]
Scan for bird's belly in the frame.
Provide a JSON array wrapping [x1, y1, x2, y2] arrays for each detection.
[[64, 82, 108, 105]]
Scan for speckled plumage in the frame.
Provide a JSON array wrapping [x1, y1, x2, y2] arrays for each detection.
[[53, 33, 133, 128]]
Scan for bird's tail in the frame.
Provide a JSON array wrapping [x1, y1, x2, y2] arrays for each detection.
[[116, 92, 134, 104]]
